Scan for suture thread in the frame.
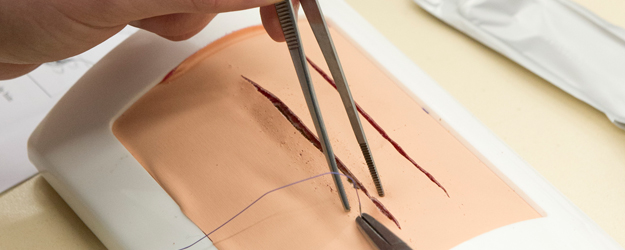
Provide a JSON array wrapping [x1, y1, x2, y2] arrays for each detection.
[[178, 172, 361, 250]]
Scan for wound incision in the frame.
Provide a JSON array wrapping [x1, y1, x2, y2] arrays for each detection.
[[242, 76, 401, 229], [306, 58, 448, 197]]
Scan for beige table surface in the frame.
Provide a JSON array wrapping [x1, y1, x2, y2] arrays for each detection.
[[1, 0, 624, 249]]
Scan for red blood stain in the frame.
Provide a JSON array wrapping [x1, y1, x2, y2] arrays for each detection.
[[159, 67, 178, 83]]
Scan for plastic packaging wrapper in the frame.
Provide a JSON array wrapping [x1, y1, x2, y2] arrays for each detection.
[[413, 0, 625, 129]]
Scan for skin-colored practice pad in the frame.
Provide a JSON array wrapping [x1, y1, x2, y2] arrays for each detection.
[[113, 22, 539, 250]]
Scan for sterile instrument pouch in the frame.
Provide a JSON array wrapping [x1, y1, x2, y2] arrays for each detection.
[[413, 0, 625, 129]]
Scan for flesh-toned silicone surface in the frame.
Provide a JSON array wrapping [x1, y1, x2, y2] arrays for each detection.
[[113, 23, 539, 250]]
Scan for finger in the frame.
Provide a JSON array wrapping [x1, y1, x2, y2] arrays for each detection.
[[114, 0, 284, 22], [0, 63, 40, 80], [260, 5, 283, 42], [130, 13, 217, 41], [260, 0, 300, 42]]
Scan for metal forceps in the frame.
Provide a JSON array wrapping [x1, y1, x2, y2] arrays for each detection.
[[274, 0, 384, 211], [356, 213, 412, 250]]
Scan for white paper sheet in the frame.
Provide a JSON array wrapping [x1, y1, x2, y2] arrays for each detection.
[[0, 26, 137, 193]]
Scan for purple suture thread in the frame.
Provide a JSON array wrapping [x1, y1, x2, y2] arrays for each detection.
[[178, 172, 362, 250]]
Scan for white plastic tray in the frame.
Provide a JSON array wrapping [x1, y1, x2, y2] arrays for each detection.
[[28, 1, 622, 249]]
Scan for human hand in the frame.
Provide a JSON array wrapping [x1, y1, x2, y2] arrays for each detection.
[[0, 0, 300, 80]]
